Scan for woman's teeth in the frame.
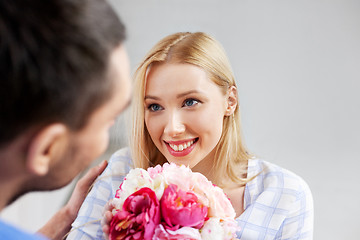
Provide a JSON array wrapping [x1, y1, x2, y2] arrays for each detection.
[[169, 140, 194, 151]]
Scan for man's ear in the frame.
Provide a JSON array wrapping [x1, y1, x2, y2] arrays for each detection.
[[225, 86, 238, 116], [26, 124, 68, 176]]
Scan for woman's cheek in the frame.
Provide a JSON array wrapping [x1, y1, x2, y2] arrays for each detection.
[[145, 118, 159, 138]]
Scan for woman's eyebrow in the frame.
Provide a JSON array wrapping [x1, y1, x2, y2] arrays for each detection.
[[176, 90, 202, 99], [145, 90, 204, 100], [144, 95, 160, 100]]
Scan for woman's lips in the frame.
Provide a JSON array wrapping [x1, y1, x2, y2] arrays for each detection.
[[164, 138, 198, 157]]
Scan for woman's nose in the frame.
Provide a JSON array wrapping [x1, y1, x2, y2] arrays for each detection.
[[164, 112, 185, 137]]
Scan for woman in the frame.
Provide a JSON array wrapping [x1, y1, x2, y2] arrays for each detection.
[[68, 32, 313, 239]]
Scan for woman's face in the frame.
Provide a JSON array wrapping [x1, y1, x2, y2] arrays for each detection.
[[144, 63, 228, 170]]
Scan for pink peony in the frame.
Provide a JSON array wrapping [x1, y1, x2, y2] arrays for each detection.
[[160, 184, 208, 230], [107, 164, 239, 240], [153, 224, 201, 240], [109, 187, 160, 240], [147, 164, 164, 178], [115, 183, 123, 198]]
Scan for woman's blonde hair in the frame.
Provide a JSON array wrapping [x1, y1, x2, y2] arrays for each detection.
[[130, 32, 252, 187]]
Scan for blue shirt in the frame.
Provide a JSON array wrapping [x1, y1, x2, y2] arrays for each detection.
[[68, 148, 313, 239], [0, 219, 47, 240]]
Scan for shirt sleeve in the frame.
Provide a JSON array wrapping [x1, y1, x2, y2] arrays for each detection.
[[275, 177, 314, 239], [237, 159, 314, 240], [66, 148, 132, 240]]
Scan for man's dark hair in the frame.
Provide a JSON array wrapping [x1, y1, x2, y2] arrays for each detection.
[[0, 0, 126, 146]]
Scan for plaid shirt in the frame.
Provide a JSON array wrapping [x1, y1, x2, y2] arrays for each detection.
[[68, 148, 313, 240], [237, 158, 313, 239]]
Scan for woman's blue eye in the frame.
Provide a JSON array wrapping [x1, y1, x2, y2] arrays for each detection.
[[149, 104, 162, 112], [183, 99, 199, 107]]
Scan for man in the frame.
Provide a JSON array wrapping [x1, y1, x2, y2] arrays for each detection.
[[0, 0, 131, 239]]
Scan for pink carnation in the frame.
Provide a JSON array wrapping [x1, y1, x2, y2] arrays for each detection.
[[109, 187, 160, 240]]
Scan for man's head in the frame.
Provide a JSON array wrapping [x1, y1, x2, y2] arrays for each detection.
[[0, 0, 131, 202]]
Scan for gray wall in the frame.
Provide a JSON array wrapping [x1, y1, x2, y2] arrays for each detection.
[[109, 0, 359, 239], [1, 1, 359, 239]]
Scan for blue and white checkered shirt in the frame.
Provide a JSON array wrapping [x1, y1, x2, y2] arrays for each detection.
[[67, 148, 313, 239]]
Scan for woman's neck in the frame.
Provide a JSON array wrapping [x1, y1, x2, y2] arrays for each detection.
[[223, 185, 245, 218]]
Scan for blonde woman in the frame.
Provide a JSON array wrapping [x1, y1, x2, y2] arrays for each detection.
[[68, 32, 314, 239]]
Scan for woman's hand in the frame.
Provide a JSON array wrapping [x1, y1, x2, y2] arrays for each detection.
[[101, 199, 116, 240]]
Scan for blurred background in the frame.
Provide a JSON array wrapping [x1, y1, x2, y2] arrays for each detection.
[[1, 0, 359, 239]]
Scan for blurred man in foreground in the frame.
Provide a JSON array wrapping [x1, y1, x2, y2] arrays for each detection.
[[0, 0, 131, 239]]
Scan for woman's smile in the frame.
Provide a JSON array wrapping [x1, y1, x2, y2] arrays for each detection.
[[164, 138, 198, 157]]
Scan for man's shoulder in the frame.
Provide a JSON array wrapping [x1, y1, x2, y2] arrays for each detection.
[[0, 220, 47, 240]]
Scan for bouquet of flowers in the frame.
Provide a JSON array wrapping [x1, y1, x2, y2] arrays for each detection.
[[107, 163, 239, 240]]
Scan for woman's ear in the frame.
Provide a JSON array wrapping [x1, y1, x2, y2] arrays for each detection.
[[225, 86, 238, 116], [26, 124, 68, 176]]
